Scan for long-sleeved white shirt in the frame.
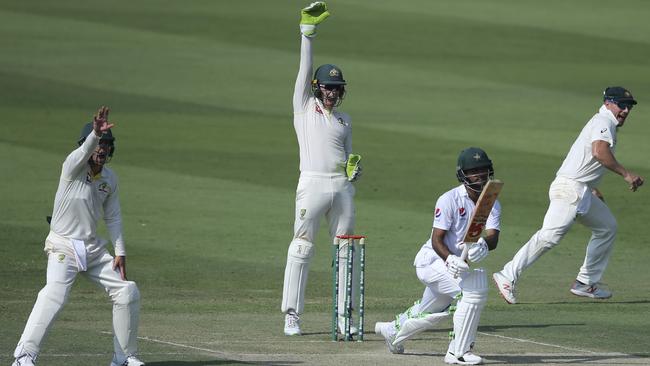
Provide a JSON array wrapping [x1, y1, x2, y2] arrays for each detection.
[[49, 131, 125, 256], [293, 35, 352, 176], [556, 105, 618, 188]]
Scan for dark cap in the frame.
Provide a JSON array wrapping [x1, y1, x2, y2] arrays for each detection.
[[604, 86, 637, 105], [313, 64, 346, 85], [457, 147, 492, 171]]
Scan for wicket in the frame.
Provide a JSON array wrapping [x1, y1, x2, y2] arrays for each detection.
[[332, 235, 366, 342]]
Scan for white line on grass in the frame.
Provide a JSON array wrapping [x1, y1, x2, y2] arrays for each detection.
[[477, 331, 628, 355]]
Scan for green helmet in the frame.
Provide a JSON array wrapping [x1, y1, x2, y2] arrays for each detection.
[[312, 64, 346, 85], [456, 147, 493, 192], [77, 122, 115, 157]]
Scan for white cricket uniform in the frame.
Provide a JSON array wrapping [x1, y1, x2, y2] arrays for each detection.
[[501, 105, 619, 285], [14, 132, 140, 362], [292, 35, 355, 242], [281, 35, 356, 317], [409, 185, 501, 314]]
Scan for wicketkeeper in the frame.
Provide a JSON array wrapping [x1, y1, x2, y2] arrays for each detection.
[[493, 87, 644, 304], [375, 148, 501, 365], [12, 107, 144, 366], [281, 2, 363, 336]]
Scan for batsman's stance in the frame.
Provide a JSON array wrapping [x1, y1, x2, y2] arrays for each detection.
[[12, 107, 144, 366], [494, 87, 644, 304], [375, 148, 501, 365], [281, 2, 363, 336]]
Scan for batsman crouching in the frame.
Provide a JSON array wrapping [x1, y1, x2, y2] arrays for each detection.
[[281, 2, 363, 337], [375, 148, 501, 365], [12, 107, 144, 366]]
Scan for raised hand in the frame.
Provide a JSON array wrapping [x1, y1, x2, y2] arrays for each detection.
[[300, 2, 330, 37], [93, 106, 114, 135]]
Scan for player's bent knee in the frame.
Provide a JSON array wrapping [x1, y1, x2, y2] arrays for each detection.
[[39, 282, 71, 307], [460, 269, 488, 305], [539, 229, 562, 249], [287, 238, 315, 262], [282, 239, 314, 313], [114, 282, 140, 305]]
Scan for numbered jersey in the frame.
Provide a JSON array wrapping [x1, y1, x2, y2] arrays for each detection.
[[414, 185, 501, 267]]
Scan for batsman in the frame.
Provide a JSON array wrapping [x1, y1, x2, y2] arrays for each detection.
[[375, 148, 501, 365], [281, 2, 363, 336], [12, 107, 144, 366]]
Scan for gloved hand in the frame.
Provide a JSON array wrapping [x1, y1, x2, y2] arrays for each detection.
[[300, 2, 330, 38], [467, 237, 489, 263], [445, 254, 469, 277], [346, 154, 362, 182]]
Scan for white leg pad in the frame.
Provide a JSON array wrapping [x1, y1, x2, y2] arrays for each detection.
[[281, 238, 314, 314], [393, 311, 450, 346], [112, 282, 141, 359], [452, 269, 488, 357]]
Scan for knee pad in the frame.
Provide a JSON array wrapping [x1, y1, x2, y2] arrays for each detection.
[[453, 269, 487, 356], [281, 238, 314, 314], [114, 282, 140, 306], [460, 269, 488, 305]]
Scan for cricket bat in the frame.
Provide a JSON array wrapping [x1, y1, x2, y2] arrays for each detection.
[[459, 179, 504, 261]]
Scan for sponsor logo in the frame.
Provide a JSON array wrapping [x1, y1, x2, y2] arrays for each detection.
[[300, 209, 307, 220], [459, 207, 466, 217], [85, 171, 93, 184], [337, 117, 348, 126], [435, 208, 441, 218], [601, 128, 608, 133], [315, 104, 323, 115]]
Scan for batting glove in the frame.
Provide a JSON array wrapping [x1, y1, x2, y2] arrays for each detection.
[[445, 254, 469, 277], [300, 2, 330, 38], [467, 237, 489, 263], [346, 154, 362, 182]]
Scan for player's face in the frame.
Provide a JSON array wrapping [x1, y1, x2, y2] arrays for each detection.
[[91, 140, 112, 166], [463, 167, 491, 191], [605, 100, 633, 126], [319, 84, 342, 109]]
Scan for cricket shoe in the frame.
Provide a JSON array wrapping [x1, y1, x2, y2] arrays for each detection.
[[374, 322, 404, 354], [570, 280, 612, 299], [444, 351, 483, 365], [337, 315, 359, 336], [110, 355, 145, 366], [284, 312, 301, 336], [12, 354, 36, 366], [493, 271, 517, 304]]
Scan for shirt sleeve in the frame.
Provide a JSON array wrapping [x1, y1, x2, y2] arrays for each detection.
[[486, 200, 501, 231], [61, 131, 99, 181], [433, 194, 453, 230], [104, 176, 125, 256], [590, 118, 615, 146], [293, 35, 313, 113]]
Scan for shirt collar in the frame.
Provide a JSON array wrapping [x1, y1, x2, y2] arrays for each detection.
[[599, 105, 619, 126]]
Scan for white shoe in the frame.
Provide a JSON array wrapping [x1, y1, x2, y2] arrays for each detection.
[[493, 272, 517, 304], [110, 355, 145, 366], [338, 315, 359, 336], [284, 312, 301, 336], [444, 351, 483, 365], [570, 280, 612, 299], [374, 322, 404, 354], [12, 354, 36, 366]]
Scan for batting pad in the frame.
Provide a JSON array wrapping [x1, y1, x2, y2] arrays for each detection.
[[453, 269, 488, 356], [112, 282, 140, 358], [393, 311, 449, 346], [282, 238, 315, 314]]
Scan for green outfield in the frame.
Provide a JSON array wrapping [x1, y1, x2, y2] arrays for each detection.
[[1, 0, 649, 365]]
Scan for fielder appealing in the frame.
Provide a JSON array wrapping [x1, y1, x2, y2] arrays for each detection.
[[281, 2, 362, 336], [493, 87, 644, 304], [375, 148, 501, 365], [12, 107, 144, 366]]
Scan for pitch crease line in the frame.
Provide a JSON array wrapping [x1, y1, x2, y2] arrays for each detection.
[[478, 331, 628, 355]]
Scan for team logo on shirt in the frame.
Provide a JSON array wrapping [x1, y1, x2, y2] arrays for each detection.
[[459, 207, 466, 217], [435, 208, 441, 218], [98, 182, 111, 194], [315, 104, 324, 115]]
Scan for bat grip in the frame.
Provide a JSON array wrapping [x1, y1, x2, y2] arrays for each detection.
[[460, 243, 469, 262]]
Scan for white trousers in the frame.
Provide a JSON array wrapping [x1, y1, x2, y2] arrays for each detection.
[[403, 259, 463, 321], [293, 173, 356, 242], [502, 176, 617, 285], [14, 249, 140, 360]]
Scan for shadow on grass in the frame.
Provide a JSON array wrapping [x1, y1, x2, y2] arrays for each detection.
[[146, 360, 303, 366]]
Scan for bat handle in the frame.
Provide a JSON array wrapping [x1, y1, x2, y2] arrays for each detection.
[[460, 243, 469, 262]]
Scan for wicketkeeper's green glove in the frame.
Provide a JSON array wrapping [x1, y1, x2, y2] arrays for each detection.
[[300, 2, 330, 38], [346, 154, 362, 182]]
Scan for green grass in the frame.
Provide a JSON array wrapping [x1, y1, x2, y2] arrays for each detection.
[[1, 0, 650, 365]]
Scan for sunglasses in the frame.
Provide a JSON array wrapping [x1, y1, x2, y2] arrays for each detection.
[[608, 99, 634, 111]]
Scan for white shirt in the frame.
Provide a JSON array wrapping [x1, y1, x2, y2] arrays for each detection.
[[49, 132, 125, 256], [556, 105, 618, 188], [293, 35, 352, 176], [414, 185, 501, 267]]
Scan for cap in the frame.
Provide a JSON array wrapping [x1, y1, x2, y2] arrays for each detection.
[[604, 86, 637, 105], [313, 64, 346, 85]]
